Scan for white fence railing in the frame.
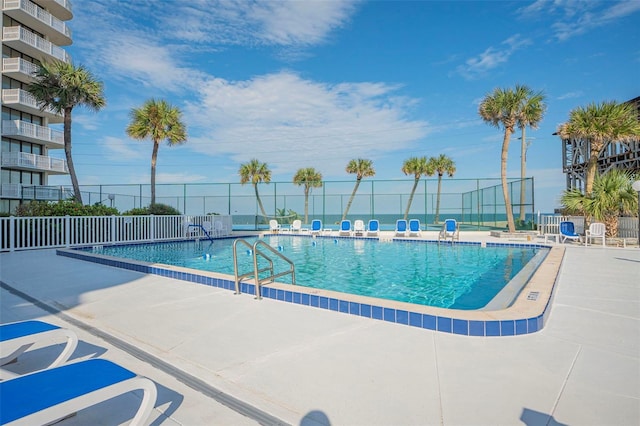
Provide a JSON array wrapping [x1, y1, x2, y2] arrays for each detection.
[[0, 214, 233, 252], [538, 215, 638, 238]]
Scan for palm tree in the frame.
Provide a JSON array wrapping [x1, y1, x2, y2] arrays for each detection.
[[401, 156, 433, 221], [557, 101, 640, 197], [293, 167, 323, 224], [479, 84, 538, 233], [561, 169, 637, 238], [239, 159, 271, 219], [126, 99, 187, 206], [430, 154, 456, 224], [28, 61, 106, 204], [342, 159, 375, 221], [516, 91, 546, 221]]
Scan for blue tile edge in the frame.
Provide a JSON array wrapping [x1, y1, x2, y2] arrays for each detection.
[[56, 245, 556, 337]]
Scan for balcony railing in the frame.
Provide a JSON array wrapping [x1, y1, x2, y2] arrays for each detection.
[[1, 88, 63, 122], [3, 0, 72, 44], [2, 26, 71, 62], [2, 57, 39, 83], [1, 151, 68, 174], [2, 120, 64, 148], [31, 0, 72, 20], [0, 183, 22, 198]]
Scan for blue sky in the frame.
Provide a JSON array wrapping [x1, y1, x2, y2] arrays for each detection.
[[48, 0, 640, 212]]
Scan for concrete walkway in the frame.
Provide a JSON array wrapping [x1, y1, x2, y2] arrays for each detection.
[[0, 242, 638, 425]]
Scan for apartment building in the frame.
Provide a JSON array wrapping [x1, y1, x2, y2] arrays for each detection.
[[1, 0, 73, 214]]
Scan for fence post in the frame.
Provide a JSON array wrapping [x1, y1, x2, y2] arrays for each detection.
[[111, 215, 116, 244], [9, 216, 15, 252], [150, 214, 155, 241], [65, 215, 70, 247]]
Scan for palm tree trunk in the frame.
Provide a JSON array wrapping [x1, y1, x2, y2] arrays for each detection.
[[435, 174, 443, 224], [403, 178, 420, 221], [304, 187, 309, 224], [501, 130, 516, 233], [519, 127, 526, 222], [150, 140, 159, 205], [254, 184, 267, 218], [63, 108, 82, 204], [585, 145, 601, 197], [342, 179, 361, 221]]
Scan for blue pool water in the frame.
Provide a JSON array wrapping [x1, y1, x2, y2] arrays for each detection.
[[85, 236, 545, 310]]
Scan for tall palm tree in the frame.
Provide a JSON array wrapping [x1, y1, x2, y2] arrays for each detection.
[[126, 99, 187, 206], [516, 91, 546, 221], [293, 167, 323, 224], [557, 101, 640, 197], [401, 156, 433, 221], [561, 169, 637, 238], [342, 158, 375, 221], [239, 159, 271, 219], [429, 154, 456, 224], [28, 61, 106, 204], [479, 84, 538, 233]]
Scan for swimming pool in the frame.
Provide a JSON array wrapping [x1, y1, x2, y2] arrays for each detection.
[[76, 235, 547, 310]]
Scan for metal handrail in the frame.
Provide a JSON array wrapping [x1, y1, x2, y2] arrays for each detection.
[[232, 238, 296, 299]]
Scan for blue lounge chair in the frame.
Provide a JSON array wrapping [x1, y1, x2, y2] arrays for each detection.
[[395, 219, 407, 237], [339, 220, 351, 236], [408, 219, 421, 237], [1, 320, 78, 379], [0, 358, 157, 426], [560, 221, 581, 243], [438, 219, 459, 242], [310, 219, 323, 235], [366, 219, 380, 237]]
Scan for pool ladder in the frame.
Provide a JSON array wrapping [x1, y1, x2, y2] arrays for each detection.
[[232, 239, 296, 299]]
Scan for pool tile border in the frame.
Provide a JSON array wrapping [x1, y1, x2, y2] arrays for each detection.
[[57, 238, 564, 337]]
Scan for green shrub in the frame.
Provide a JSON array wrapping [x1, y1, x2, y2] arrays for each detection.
[[122, 203, 181, 215], [14, 201, 119, 217]]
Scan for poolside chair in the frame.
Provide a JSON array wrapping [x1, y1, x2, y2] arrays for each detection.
[[0, 358, 157, 426], [1, 320, 78, 379], [339, 220, 352, 236], [408, 219, 421, 237], [269, 219, 281, 233], [214, 220, 229, 237], [559, 221, 581, 244], [438, 219, 459, 242], [310, 219, 323, 235], [202, 221, 214, 238], [183, 216, 199, 238], [366, 219, 380, 237], [585, 222, 606, 247], [289, 219, 306, 233], [353, 220, 365, 236], [395, 219, 407, 237]]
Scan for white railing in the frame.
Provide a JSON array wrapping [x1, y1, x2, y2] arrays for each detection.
[[2, 120, 64, 146], [1, 151, 68, 173], [0, 183, 22, 198], [2, 26, 71, 62], [1, 88, 61, 117], [1, 57, 39, 78], [0, 215, 234, 252], [3, 0, 72, 38], [539, 214, 638, 238]]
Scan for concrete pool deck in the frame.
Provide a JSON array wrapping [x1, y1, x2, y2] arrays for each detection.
[[0, 232, 638, 425]]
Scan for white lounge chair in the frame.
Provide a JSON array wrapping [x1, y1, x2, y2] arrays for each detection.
[[214, 220, 229, 237], [288, 219, 307, 233], [585, 222, 606, 246], [269, 219, 281, 233], [408, 219, 421, 237], [353, 220, 365, 236], [438, 219, 459, 242], [395, 219, 407, 237], [0, 358, 157, 426], [339, 220, 351, 236], [1, 320, 78, 379], [366, 219, 380, 237]]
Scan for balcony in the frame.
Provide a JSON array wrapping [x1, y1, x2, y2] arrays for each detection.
[[31, 0, 72, 21], [0, 183, 72, 200], [2, 120, 64, 148], [2, 26, 71, 63], [3, 0, 72, 45], [1, 151, 68, 174], [2, 89, 64, 123], [2, 57, 39, 84]]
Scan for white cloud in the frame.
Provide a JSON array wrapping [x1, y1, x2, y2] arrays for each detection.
[[557, 91, 583, 100], [456, 35, 532, 80], [101, 136, 146, 161], [183, 71, 429, 178]]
